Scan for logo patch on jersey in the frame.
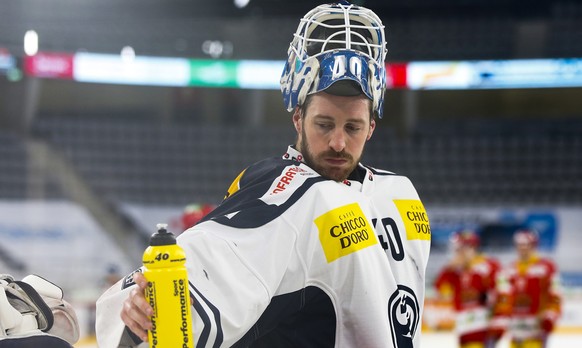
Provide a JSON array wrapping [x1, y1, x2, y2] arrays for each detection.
[[388, 285, 420, 348], [393, 200, 431, 241], [314, 202, 377, 263]]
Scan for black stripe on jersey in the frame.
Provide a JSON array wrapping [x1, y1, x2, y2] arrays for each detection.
[[363, 165, 398, 176], [202, 157, 325, 229], [192, 298, 211, 347], [191, 283, 224, 348], [232, 286, 336, 347]]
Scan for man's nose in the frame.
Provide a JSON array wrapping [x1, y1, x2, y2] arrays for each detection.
[[329, 129, 346, 152]]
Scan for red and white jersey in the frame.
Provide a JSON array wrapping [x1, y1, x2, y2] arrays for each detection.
[[435, 255, 500, 336], [496, 254, 561, 340], [95, 146, 431, 348]]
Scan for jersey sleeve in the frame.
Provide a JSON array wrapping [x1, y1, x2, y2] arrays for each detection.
[[96, 160, 317, 347], [95, 213, 299, 348], [95, 270, 147, 348], [178, 215, 299, 347]]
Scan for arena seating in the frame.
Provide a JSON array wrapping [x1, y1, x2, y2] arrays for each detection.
[[22, 116, 582, 207], [0, 132, 29, 199]]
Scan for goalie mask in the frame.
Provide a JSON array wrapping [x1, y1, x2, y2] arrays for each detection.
[[280, 1, 387, 118]]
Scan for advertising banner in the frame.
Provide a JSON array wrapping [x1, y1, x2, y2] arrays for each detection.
[[23, 52, 74, 79], [0, 200, 132, 293]]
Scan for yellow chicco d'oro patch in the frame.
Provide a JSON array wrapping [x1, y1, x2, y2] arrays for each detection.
[[393, 200, 431, 241], [314, 202, 377, 263]]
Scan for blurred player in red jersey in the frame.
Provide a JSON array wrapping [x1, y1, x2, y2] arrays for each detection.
[[494, 229, 561, 348], [435, 230, 503, 348], [180, 203, 215, 231]]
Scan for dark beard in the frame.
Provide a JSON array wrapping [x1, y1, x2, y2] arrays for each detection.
[[298, 128, 360, 182]]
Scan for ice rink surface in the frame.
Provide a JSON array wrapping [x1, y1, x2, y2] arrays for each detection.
[[75, 331, 582, 347], [420, 331, 582, 347]]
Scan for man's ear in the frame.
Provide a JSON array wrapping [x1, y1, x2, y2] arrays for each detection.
[[292, 108, 302, 133], [367, 118, 376, 141]]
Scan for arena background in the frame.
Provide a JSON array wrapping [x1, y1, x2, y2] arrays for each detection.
[[0, 0, 581, 346]]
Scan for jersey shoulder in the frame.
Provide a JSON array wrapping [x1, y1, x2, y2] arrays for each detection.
[[363, 164, 396, 176], [365, 164, 423, 201], [203, 157, 325, 228]]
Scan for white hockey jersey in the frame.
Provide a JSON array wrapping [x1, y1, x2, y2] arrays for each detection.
[[96, 146, 431, 348]]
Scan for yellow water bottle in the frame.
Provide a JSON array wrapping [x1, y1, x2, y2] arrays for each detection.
[[143, 223, 194, 348]]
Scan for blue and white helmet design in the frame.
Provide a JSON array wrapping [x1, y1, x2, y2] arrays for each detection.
[[280, 1, 387, 118]]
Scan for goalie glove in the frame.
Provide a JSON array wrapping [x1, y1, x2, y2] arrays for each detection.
[[0, 274, 79, 345], [0, 277, 26, 337], [0, 274, 53, 335]]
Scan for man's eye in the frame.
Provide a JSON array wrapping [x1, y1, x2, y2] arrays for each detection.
[[317, 123, 332, 130], [346, 125, 362, 132]]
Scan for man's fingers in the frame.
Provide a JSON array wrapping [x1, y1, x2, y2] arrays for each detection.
[[131, 286, 154, 317], [121, 286, 154, 342], [121, 308, 149, 342], [121, 301, 150, 342], [132, 271, 148, 289], [132, 272, 153, 316]]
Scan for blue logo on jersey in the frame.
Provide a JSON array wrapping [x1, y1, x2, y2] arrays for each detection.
[[388, 285, 419, 348]]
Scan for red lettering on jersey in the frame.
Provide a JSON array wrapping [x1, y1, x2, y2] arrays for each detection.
[[271, 167, 301, 194]]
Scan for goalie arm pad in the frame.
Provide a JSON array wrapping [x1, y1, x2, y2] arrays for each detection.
[[21, 275, 80, 346], [0, 274, 79, 346], [1, 275, 54, 333], [0, 284, 23, 336]]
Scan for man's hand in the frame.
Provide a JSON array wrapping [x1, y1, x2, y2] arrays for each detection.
[[120, 272, 154, 342]]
